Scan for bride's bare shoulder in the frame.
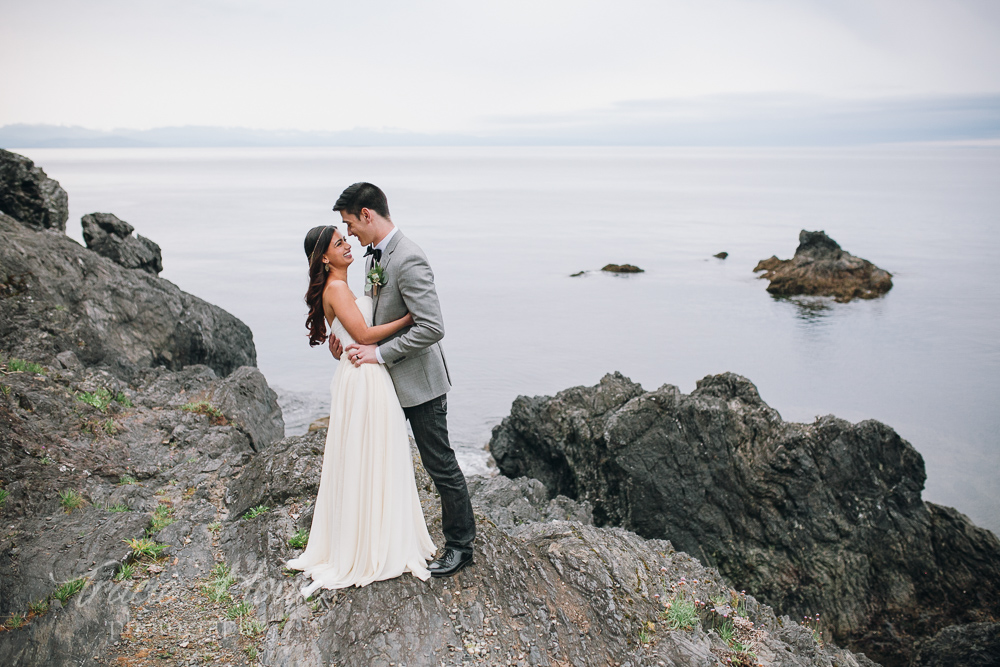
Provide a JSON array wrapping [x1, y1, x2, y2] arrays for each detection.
[[323, 280, 357, 309], [324, 279, 350, 294]]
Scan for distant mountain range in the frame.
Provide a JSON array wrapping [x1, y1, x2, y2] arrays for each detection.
[[3, 93, 999, 147], [0, 125, 470, 148]]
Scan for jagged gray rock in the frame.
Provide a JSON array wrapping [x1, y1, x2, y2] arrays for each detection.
[[910, 622, 1000, 667], [222, 432, 325, 520], [204, 366, 284, 451], [0, 213, 255, 378], [467, 474, 594, 531], [131, 364, 284, 452], [0, 148, 68, 232], [490, 372, 1000, 666], [81, 212, 163, 275]]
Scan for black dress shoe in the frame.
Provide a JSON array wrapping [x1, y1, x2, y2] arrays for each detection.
[[428, 548, 474, 578]]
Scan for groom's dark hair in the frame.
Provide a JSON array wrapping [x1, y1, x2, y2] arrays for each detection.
[[333, 182, 391, 219]]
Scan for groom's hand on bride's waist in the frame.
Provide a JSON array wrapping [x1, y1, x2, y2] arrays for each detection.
[[344, 343, 379, 368], [328, 333, 343, 361]]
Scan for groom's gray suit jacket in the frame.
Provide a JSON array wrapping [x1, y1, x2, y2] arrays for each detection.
[[367, 230, 452, 408]]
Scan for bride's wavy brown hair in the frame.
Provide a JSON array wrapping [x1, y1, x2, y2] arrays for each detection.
[[304, 225, 337, 347]]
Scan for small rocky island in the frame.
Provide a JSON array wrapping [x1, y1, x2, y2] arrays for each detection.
[[1, 149, 993, 666], [571, 264, 645, 277], [602, 263, 644, 274], [754, 230, 893, 302]]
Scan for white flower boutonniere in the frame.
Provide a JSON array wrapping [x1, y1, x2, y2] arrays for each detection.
[[366, 262, 387, 297]]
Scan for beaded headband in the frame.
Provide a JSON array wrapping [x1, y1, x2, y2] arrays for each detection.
[[309, 226, 337, 264]]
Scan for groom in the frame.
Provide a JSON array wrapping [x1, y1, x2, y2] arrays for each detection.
[[328, 182, 476, 577]]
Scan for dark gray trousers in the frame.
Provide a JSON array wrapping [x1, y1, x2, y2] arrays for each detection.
[[403, 394, 476, 554]]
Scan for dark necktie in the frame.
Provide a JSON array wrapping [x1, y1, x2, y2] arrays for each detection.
[[364, 246, 382, 263]]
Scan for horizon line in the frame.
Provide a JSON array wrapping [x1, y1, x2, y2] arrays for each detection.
[[3, 90, 1000, 149]]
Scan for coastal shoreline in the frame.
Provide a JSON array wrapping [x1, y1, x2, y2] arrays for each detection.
[[3, 148, 998, 666]]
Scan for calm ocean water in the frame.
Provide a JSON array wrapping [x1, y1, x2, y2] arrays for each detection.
[[18, 145, 1000, 535]]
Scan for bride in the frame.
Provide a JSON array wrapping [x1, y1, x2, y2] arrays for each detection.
[[286, 225, 436, 595]]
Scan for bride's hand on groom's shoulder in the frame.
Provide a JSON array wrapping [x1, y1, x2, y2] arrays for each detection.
[[328, 332, 343, 361]]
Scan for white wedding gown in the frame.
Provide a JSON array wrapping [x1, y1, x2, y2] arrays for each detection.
[[286, 296, 436, 596]]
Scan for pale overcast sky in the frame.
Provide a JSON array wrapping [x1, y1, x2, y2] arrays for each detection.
[[2, 0, 999, 133]]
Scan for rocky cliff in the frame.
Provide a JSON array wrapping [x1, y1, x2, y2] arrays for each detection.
[[0, 212, 254, 379], [1, 148, 254, 379], [490, 373, 1000, 666], [0, 152, 880, 665]]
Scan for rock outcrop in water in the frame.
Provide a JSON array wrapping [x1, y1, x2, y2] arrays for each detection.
[[490, 372, 1000, 666], [570, 264, 645, 277], [754, 230, 892, 302], [82, 212, 163, 275], [602, 263, 644, 274], [0, 148, 68, 232]]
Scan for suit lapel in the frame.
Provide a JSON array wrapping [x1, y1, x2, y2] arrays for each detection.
[[365, 254, 373, 297], [372, 229, 404, 322]]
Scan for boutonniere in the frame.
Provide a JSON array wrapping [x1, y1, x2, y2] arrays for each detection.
[[366, 262, 387, 297]]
